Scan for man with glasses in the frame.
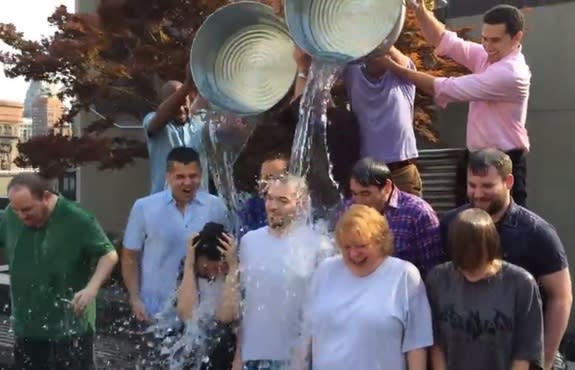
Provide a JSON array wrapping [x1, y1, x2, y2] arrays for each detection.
[[238, 152, 289, 235]]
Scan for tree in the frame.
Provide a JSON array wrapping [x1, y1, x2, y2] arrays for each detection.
[[0, 1, 469, 187]]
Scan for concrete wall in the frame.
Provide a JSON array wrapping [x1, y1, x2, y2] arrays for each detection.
[[75, 111, 149, 233], [432, 3, 575, 330]]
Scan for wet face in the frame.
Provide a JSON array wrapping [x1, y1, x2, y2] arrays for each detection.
[[167, 161, 202, 204], [340, 238, 385, 277], [467, 166, 513, 216], [265, 182, 299, 229], [257, 159, 288, 194], [349, 178, 391, 212], [481, 23, 522, 63], [8, 187, 51, 228], [195, 256, 228, 280]]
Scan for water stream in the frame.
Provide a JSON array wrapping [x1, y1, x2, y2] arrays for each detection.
[[289, 60, 344, 224]]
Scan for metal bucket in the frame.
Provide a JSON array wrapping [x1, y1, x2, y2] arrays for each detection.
[[191, 1, 297, 116], [284, 0, 406, 63]]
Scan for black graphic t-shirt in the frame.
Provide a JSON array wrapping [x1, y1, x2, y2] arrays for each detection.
[[426, 262, 544, 370]]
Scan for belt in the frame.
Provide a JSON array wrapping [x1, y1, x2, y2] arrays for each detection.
[[387, 159, 415, 172]]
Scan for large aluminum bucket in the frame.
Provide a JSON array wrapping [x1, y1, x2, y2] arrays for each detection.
[[191, 1, 297, 116], [284, 0, 406, 63]]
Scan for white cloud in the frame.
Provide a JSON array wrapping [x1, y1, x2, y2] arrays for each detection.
[[0, 0, 76, 102]]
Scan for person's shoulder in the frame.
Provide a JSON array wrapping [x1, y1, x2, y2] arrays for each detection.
[[427, 261, 454, 282], [316, 255, 345, 274], [440, 204, 470, 224], [196, 191, 225, 207], [399, 191, 437, 216], [56, 197, 100, 226], [502, 261, 537, 284], [241, 226, 268, 243], [134, 191, 166, 207], [387, 256, 422, 280]]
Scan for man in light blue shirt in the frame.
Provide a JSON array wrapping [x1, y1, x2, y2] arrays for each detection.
[[144, 74, 210, 193], [121, 147, 228, 321]]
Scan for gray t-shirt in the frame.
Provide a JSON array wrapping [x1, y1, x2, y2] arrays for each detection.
[[426, 262, 543, 370]]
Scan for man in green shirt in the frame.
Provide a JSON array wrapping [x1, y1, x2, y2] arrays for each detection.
[[0, 173, 118, 370]]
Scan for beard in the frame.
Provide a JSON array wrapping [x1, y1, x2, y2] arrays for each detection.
[[267, 213, 296, 229], [470, 194, 507, 216]]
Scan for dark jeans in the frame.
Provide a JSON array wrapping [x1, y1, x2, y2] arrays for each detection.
[[13, 332, 95, 370], [455, 149, 527, 207], [183, 323, 236, 370]]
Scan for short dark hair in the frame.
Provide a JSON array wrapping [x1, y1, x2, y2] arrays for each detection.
[[7, 173, 53, 199], [449, 208, 501, 271], [194, 222, 226, 261], [483, 5, 524, 37], [350, 158, 391, 189], [166, 147, 201, 171], [261, 152, 290, 165], [468, 149, 512, 179]]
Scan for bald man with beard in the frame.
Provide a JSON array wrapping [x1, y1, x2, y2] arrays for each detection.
[[143, 66, 211, 193]]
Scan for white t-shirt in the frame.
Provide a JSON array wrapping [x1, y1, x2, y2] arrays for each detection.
[[239, 225, 333, 361], [306, 256, 433, 370]]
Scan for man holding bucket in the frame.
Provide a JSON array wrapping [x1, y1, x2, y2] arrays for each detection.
[[294, 45, 423, 197], [143, 63, 211, 194], [384, 3, 531, 207]]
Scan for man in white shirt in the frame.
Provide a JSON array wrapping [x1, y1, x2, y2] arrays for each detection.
[[235, 175, 333, 370]]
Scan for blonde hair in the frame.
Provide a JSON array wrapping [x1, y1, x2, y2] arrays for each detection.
[[335, 204, 393, 256]]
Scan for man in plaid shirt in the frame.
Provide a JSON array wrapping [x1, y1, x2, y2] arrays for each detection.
[[348, 157, 444, 277]]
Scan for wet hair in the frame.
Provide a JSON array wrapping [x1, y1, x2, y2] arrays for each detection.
[[193, 222, 226, 261], [350, 157, 391, 189], [166, 147, 201, 171], [449, 208, 501, 271], [468, 149, 512, 179], [7, 173, 53, 199], [272, 174, 309, 201], [483, 5, 524, 37], [261, 152, 290, 166], [335, 204, 394, 256]]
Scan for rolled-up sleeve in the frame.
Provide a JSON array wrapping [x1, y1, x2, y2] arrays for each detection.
[[435, 30, 486, 72], [434, 66, 524, 107]]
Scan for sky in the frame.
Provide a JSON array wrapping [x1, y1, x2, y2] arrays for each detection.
[[0, 0, 76, 103]]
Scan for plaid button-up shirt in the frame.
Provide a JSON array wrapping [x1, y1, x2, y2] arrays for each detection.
[[384, 187, 444, 277], [343, 186, 444, 277]]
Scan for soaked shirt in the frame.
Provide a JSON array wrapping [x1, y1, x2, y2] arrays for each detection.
[[0, 197, 114, 339]]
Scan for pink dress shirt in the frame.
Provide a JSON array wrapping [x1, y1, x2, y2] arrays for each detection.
[[433, 30, 532, 152]]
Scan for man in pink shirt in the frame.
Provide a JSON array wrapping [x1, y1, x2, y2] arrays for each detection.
[[383, 3, 531, 207]]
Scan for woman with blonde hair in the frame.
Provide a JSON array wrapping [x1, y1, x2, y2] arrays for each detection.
[[426, 208, 543, 370], [299, 204, 433, 370]]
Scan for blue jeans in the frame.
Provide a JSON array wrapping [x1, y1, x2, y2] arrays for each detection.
[[243, 360, 289, 370]]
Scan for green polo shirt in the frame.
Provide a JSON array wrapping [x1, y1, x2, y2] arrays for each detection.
[[0, 197, 114, 339]]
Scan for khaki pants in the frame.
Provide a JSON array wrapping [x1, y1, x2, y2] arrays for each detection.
[[391, 163, 422, 197]]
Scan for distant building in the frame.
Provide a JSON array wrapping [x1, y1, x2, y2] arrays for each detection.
[[0, 100, 23, 171], [24, 80, 69, 137], [19, 118, 32, 142], [31, 96, 66, 136]]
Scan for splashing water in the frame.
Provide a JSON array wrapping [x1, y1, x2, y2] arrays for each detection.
[[201, 111, 259, 235], [289, 60, 344, 223]]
